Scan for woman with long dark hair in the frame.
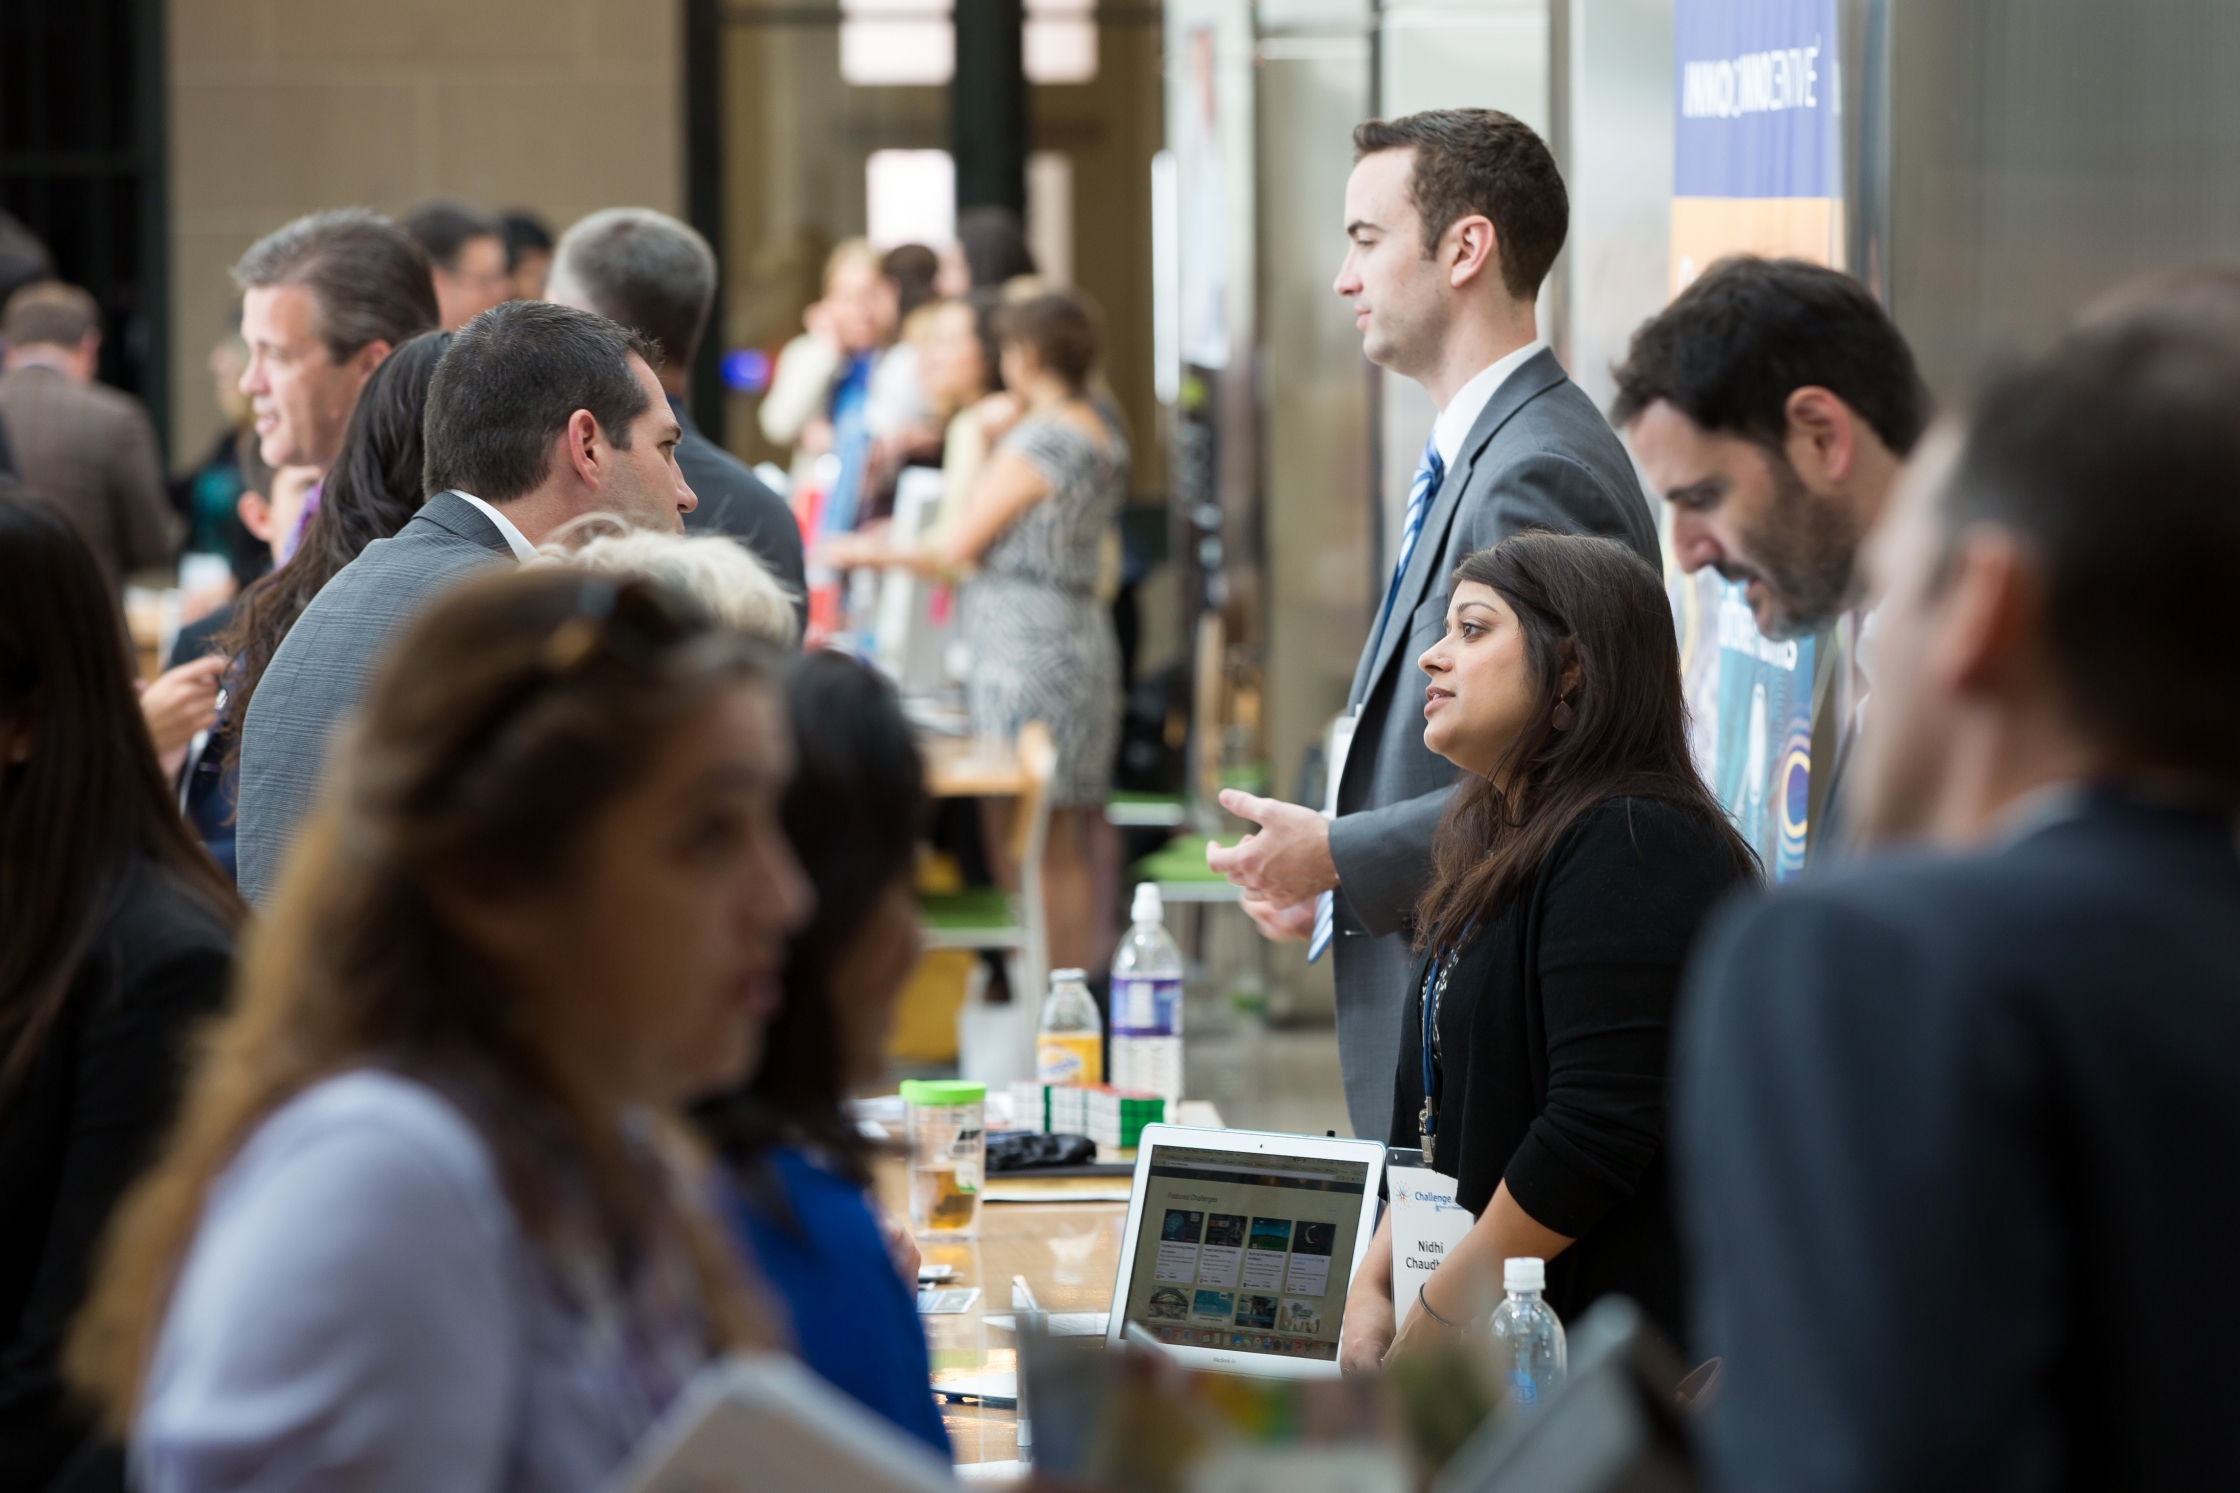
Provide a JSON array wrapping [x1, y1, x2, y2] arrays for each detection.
[[218, 329, 453, 740], [69, 569, 810, 1489], [0, 497, 243, 1489], [693, 650, 945, 1453], [1339, 532, 1756, 1371], [173, 332, 455, 878]]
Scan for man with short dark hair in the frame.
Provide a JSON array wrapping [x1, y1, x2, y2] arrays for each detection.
[[235, 299, 696, 901], [0, 279, 175, 591], [404, 201, 513, 331], [1677, 310, 2240, 1493], [235, 209, 439, 477], [1612, 256, 1928, 642], [1208, 108, 1659, 1141], [546, 207, 804, 618]]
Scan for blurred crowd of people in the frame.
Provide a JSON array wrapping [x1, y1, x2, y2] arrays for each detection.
[[2, 107, 2239, 1493]]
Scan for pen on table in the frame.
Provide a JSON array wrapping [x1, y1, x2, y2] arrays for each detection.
[[1010, 1276, 1040, 1462]]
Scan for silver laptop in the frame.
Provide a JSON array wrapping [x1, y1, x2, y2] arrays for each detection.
[[1104, 1124, 1386, 1379]]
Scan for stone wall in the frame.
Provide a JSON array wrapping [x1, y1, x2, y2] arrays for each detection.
[[167, 0, 683, 460]]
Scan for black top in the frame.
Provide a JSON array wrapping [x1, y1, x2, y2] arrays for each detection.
[[0, 861, 234, 1489], [1677, 789, 2240, 1493], [1390, 796, 1748, 1348], [669, 396, 806, 632]]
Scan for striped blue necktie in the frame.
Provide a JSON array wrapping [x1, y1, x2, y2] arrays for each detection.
[[1309, 433, 1445, 963]]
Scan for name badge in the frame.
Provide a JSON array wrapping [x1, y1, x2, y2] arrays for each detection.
[[1387, 1164, 1473, 1329]]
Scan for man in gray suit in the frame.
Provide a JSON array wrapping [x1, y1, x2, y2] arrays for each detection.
[[1210, 110, 1658, 1138], [544, 207, 806, 625], [236, 299, 698, 902]]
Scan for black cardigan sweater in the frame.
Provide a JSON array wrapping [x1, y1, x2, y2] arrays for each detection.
[[1389, 796, 1749, 1350], [0, 861, 234, 1490]]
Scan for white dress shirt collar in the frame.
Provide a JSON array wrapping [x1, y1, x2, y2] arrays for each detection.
[[1430, 338, 1547, 470], [451, 491, 538, 563]]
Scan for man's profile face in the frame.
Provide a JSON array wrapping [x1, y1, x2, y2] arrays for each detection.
[[592, 353, 696, 533], [239, 284, 375, 470], [1626, 397, 1862, 639], [1334, 148, 1449, 378], [1849, 425, 1966, 844]]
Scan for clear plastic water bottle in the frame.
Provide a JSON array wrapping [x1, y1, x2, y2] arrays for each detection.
[[1485, 1257, 1566, 1412], [1108, 882, 1184, 1099], [1036, 968, 1104, 1086]]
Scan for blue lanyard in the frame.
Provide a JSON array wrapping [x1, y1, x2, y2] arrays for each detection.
[[1417, 922, 1472, 1156]]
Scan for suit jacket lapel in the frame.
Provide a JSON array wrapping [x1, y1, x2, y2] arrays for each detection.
[[1349, 348, 1568, 708]]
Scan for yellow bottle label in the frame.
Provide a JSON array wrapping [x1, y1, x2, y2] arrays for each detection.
[[1036, 1033, 1103, 1086]]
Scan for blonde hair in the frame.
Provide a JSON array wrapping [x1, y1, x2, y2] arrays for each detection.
[[535, 516, 799, 648], [823, 236, 880, 290]]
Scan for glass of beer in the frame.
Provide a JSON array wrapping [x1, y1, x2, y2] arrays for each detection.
[[902, 1078, 987, 1239]]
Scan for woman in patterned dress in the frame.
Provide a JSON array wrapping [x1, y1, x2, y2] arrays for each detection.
[[928, 290, 1125, 972]]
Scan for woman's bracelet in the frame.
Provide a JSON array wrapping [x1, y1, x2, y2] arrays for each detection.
[[1417, 1281, 1462, 1329]]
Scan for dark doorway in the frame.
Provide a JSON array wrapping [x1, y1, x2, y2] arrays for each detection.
[[0, 0, 168, 455]]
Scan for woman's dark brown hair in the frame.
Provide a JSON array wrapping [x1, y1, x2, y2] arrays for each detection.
[[694, 650, 926, 1193], [1414, 532, 1756, 952], [69, 568, 778, 1427], [995, 289, 1099, 391], [0, 497, 244, 1097], [220, 329, 451, 763]]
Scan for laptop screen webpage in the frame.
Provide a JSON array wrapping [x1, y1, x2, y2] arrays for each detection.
[[1119, 1143, 1372, 1362]]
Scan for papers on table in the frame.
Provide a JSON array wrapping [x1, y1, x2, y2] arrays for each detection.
[[608, 1352, 956, 1493]]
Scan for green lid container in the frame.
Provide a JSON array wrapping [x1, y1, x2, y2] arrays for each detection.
[[899, 1079, 987, 1107]]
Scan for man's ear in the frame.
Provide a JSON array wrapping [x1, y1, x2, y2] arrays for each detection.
[[344, 337, 393, 382], [1932, 527, 2041, 703], [1783, 386, 1860, 487], [563, 407, 605, 489], [1445, 214, 1500, 292]]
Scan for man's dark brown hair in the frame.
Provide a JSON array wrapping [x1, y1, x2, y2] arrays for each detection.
[[1353, 108, 1568, 301], [233, 209, 438, 364], [2, 280, 100, 350]]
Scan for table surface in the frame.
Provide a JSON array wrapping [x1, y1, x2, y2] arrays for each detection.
[[920, 734, 1031, 800], [875, 1157, 1127, 1466]]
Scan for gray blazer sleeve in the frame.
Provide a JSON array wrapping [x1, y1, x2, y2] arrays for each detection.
[[1329, 790, 1450, 938]]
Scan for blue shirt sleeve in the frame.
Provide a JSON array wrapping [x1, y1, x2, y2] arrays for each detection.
[[726, 1148, 950, 1458]]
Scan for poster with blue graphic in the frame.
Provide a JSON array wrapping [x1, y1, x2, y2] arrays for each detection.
[[1666, 0, 1836, 881]]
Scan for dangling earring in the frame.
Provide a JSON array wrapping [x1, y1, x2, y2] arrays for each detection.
[[1551, 698, 1576, 732]]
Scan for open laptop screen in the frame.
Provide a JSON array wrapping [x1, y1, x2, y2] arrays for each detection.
[[1116, 1141, 1373, 1363]]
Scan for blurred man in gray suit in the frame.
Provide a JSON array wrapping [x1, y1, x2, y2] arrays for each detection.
[[1210, 110, 1658, 1138], [545, 207, 805, 626], [235, 299, 697, 902]]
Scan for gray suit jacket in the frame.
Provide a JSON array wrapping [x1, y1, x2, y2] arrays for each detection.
[[1324, 348, 1659, 1137], [236, 492, 512, 903]]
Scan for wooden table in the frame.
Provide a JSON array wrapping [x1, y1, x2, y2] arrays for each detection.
[[875, 1158, 1126, 1468], [921, 734, 1031, 799]]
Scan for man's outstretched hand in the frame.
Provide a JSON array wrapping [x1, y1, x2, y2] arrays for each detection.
[[1206, 789, 1339, 909]]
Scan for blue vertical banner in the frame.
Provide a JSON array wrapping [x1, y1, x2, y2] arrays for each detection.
[[1666, 0, 1838, 882], [1669, 0, 1841, 295]]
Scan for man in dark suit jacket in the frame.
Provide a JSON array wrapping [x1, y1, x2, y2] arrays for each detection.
[[546, 207, 805, 628], [1677, 309, 2240, 1492], [236, 300, 698, 902], [0, 280, 176, 593], [1209, 110, 1657, 1137]]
